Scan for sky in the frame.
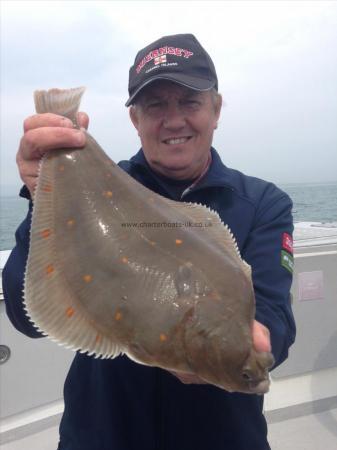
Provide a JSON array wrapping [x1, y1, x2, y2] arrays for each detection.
[[1, 0, 337, 195]]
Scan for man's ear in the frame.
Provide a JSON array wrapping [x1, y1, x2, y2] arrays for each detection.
[[213, 94, 222, 130], [129, 106, 139, 131], [214, 94, 222, 121]]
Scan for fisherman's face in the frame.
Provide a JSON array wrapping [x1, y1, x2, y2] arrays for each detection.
[[130, 81, 221, 180]]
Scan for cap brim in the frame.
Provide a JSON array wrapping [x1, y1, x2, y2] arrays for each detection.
[[125, 74, 216, 106]]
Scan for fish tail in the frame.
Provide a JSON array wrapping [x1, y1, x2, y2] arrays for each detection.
[[34, 87, 85, 123]]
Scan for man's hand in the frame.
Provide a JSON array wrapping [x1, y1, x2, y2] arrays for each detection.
[[16, 112, 89, 198], [252, 320, 271, 353], [170, 320, 271, 385]]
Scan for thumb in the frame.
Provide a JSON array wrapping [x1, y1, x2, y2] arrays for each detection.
[[253, 320, 271, 353], [76, 112, 89, 130]]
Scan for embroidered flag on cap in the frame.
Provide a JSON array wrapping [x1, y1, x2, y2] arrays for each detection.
[[154, 55, 167, 65]]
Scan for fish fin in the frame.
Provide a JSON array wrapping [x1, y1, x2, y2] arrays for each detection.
[[23, 152, 122, 360], [163, 199, 252, 279], [34, 87, 85, 123]]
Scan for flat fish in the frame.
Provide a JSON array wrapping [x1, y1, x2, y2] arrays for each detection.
[[24, 87, 274, 394]]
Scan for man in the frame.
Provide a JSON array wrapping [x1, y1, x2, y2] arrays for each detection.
[[3, 34, 295, 450]]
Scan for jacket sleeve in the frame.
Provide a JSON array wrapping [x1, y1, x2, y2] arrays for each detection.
[[242, 188, 296, 369], [2, 187, 43, 338]]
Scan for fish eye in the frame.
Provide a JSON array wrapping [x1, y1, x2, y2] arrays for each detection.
[[242, 370, 253, 381]]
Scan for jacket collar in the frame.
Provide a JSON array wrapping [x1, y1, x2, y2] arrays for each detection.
[[127, 147, 236, 194]]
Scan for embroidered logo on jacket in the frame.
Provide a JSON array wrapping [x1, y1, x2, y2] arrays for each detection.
[[281, 250, 294, 274], [282, 232, 293, 255]]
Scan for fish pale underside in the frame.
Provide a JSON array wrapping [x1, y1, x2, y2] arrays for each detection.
[[23, 87, 274, 394]]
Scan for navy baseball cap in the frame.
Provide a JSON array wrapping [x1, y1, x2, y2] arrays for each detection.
[[126, 33, 218, 106]]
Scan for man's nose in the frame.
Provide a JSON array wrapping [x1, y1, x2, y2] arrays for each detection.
[[162, 103, 186, 129]]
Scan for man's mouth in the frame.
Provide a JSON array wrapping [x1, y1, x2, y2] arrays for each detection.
[[162, 137, 192, 145]]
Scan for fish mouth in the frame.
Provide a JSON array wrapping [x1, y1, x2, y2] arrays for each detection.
[[162, 136, 193, 145], [247, 378, 271, 395]]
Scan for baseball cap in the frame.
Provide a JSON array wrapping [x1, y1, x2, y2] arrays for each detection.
[[125, 33, 218, 106]]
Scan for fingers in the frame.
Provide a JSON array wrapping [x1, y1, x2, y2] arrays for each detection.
[[23, 113, 74, 132], [252, 320, 271, 353], [20, 127, 85, 160], [76, 112, 89, 129], [23, 112, 89, 131], [17, 112, 88, 198]]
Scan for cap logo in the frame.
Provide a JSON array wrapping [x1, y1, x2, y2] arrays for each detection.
[[154, 55, 166, 65], [136, 46, 194, 74]]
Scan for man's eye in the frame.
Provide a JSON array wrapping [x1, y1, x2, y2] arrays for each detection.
[[147, 102, 163, 109], [183, 100, 200, 108]]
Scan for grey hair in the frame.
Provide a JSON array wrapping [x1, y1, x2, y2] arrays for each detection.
[[210, 88, 222, 109]]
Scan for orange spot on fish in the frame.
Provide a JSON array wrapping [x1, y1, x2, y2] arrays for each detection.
[[67, 219, 75, 227], [59, 165, 65, 172], [160, 333, 168, 342], [121, 257, 128, 264], [95, 334, 102, 343], [42, 184, 52, 193], [83, 274, 93, 283], [106, 173, 112, 178], [66, 307, 75, 318], [150, 241, 156, 246], [41, 229, 51, 239], [115, 311, 122, 321], [103, 190, 113, 198], [175, 239, 183, 245], [45, 264, 54, 275], [210, 290, 221, 301]]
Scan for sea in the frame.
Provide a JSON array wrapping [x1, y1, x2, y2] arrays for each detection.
[[1, 182, 337, 251]]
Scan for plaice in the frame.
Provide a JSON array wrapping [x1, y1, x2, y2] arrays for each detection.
[[23, 87, 274, 394]]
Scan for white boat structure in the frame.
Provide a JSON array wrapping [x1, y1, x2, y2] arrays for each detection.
[[1, 222, 337, 450]]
